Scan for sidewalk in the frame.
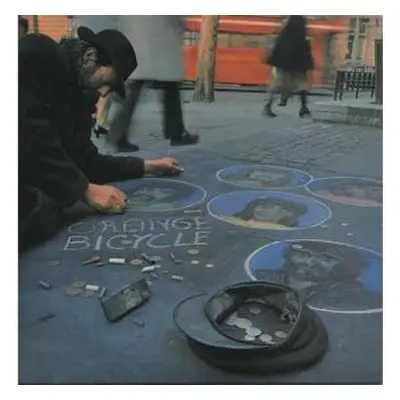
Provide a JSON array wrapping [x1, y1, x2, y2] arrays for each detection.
[[20, 90, 382, 384]]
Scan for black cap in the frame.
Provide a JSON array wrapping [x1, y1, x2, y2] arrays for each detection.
[[173, 281, 329, 374], [77, 26, 137, 98]]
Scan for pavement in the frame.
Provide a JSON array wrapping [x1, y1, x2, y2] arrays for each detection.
[[19, 90, 382, 384]]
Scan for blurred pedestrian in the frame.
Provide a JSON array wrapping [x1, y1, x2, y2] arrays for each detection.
[[107, 15, 199, 151], [263, 16, 314, 118]]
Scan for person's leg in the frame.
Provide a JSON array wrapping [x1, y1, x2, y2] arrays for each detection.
[[107, 80, 145, 152], [299, 90, 311, 117], [277, 91, 289, 106], [163, 81, 199, 146], [264, 86, 279, 117]]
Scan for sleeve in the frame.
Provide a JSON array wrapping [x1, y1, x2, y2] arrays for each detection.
[[19, 34, 89, 206], [70, 96, 146, 185]]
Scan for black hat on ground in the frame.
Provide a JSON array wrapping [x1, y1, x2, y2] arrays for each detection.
[[173, 281, 329, 374], [77, 26, 137, 98]]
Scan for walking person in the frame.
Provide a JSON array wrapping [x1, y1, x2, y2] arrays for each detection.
[[107, 15, 199, 151], [263, 16, 314, 118]]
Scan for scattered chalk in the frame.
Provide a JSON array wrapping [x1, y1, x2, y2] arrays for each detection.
[[38, 280, 51, 290], [133, 318, 145, 327], [142, 266, 156, 273], [82, 256, 101, 265], [85, 284, 100, 292], [109, 258, 126, 265]]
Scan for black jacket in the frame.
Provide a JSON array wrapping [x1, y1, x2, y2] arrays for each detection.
[[267, 37, 314, 74], [19, 33, 145, 209]]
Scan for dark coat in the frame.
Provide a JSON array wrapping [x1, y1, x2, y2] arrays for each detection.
[[19, 33, 145, 248], [266, 17, 314, 74]]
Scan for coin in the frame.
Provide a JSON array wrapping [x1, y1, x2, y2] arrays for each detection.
[[243, 335, 255, 342], [46, 260, 60, 267], [249, 306, 262, 315], [224, 316, 237, 326], [234, 318, 252, 329], [188, 249, 200, 255], [190, 260, 200, 265], [121, 239, 133, 246], [66, 287, 82, 297], [275, 330, 288, 339], [71, 281, 86, 289], [205, 264, 214, 268], [130, 259, 143, 266], [259, 334, 275, 344], [246, 327, 262, 337]]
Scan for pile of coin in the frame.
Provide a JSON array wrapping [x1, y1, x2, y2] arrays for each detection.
[[224, 310, 288, 344]]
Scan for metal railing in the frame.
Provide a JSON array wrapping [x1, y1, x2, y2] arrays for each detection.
[[333, 66, 376, 100]]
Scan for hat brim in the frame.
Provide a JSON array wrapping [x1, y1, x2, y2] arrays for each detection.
[[174, 292, 329, 374], [77, 26, 126, 98]]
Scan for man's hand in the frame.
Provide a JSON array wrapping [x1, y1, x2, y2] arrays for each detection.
[[144, 157, 184, 176], [84, 183, 127, 214]]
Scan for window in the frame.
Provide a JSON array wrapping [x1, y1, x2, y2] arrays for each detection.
[[359, 17, 370, 34], [184, 30, 199, 46], [227, 33, 266, 49], [218, 32, 231, 47], [349, 17, 356, 31], [346, 35, 354, 59]]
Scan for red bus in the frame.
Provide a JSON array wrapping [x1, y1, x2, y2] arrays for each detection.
[[183, 16, 347, 87]]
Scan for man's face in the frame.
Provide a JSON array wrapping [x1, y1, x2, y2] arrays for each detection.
[[80, 46, 117, 94], [252, 202, 293, 223], [285, 247, 341, 283]]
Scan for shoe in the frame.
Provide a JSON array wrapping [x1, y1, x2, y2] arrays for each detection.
[[116, 139, 140, 152], [93, 124, 109, 138], [299, 107, 311, 118], [263, 104, 277, 117], [171, 132, 199, 146]]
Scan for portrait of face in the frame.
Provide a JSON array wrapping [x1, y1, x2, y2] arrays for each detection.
[[246, 170, 291, 187], [246, 240, 382, 313], [127, 187, 178, 205], [283, 246, 341, 286], [123, 182, 200, 212], [282, 242, 368, 291], [329, 184, 382, 204], [233, 198, 307, 228]]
